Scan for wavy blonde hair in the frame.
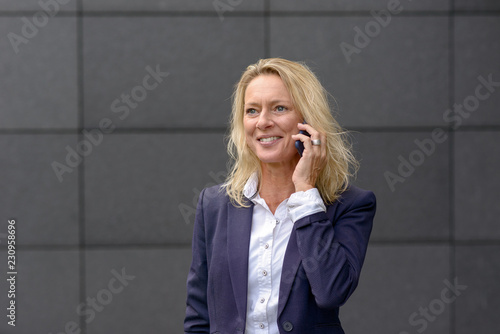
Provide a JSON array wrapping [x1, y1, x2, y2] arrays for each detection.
[[224, 58, 358, 207]]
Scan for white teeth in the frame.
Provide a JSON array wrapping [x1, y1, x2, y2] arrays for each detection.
[[259, 136, 280, 142]]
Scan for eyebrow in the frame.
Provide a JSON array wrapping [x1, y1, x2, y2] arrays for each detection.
[[244, 100, 292, 106], [270, 99, 291, 105]]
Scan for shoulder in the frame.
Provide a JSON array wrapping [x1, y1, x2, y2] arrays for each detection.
[[199, 183, 229, 207], [194, 184, 230, 236], [202, 183, 227, 199], [328, 184, 376, 215], [339, 184, 376, 204]]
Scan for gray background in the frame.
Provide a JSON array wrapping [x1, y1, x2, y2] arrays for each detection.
[[1, 0, 499, 333]]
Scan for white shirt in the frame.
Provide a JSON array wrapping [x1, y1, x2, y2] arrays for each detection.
[[243, 173, 326, 334]]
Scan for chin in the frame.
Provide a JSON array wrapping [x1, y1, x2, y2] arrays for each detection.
[[255, 152, 280, 163], [256, 151, 298, 165]]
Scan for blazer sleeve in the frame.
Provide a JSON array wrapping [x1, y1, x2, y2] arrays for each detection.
[[184, 188, 210, 333], [293, 187, 376, 309]]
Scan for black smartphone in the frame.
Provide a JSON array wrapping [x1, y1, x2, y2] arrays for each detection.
[[295, 121, 310, 157]]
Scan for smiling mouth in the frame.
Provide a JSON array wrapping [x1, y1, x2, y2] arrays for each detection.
[[259, 136, 281, 143]]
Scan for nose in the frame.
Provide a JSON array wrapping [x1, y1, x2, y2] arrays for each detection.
[[256, 110, 274, 130]]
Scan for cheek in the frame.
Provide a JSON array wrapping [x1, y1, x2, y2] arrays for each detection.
[[284, 119, 300, 135], [243, 120, 255, 147], [244, 117, 256, 135], [243, 125, 252, 140]]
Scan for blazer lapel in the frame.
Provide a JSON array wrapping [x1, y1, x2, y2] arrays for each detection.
[[278, 205, 335, 317], [278, 227, 302, 317], [227, 201, 254, 321]]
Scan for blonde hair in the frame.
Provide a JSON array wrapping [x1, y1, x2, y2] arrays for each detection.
[[224, 58, 358, 207]]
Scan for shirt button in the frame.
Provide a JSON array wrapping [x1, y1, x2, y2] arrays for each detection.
[[264, 243, 269, 249], [262, 270, 267, 276], [259, 323, 265, 329], [276, 219, 280, 224], [260, 298, 265, 303]]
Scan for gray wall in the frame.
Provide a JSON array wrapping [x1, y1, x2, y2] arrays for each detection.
[[1, 0, 499, 333]]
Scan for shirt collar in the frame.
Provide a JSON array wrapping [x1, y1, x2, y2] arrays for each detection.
[[243, 172, 259, 200]]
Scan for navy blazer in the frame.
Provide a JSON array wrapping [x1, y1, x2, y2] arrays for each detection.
[[184, 184, 376, 334]]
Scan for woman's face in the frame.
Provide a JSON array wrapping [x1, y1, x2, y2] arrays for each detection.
[[243, 74, 302, 165]]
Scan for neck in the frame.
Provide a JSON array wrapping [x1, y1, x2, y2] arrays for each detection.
[[259, 158, 299, 213]]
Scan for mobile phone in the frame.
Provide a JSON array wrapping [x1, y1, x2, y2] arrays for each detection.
[[295, 121, 310, 157]]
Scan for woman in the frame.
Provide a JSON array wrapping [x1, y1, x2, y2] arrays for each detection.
[[184, 58, 376, 334]]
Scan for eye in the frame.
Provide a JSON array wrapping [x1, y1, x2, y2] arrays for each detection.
[[245, 108, 258, 115], [276, 105, 287, 112]]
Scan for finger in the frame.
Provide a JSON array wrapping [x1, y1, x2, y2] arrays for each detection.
[[302, 135, 313, 152], [296, 123, 326, 161], [303, 135, 321, 158], [297, 123, 323, 147], [311, 132, 325, 159], [309, 133, 324, 154], [292, 132, 310, 140], [298, 122, 320, 138]]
